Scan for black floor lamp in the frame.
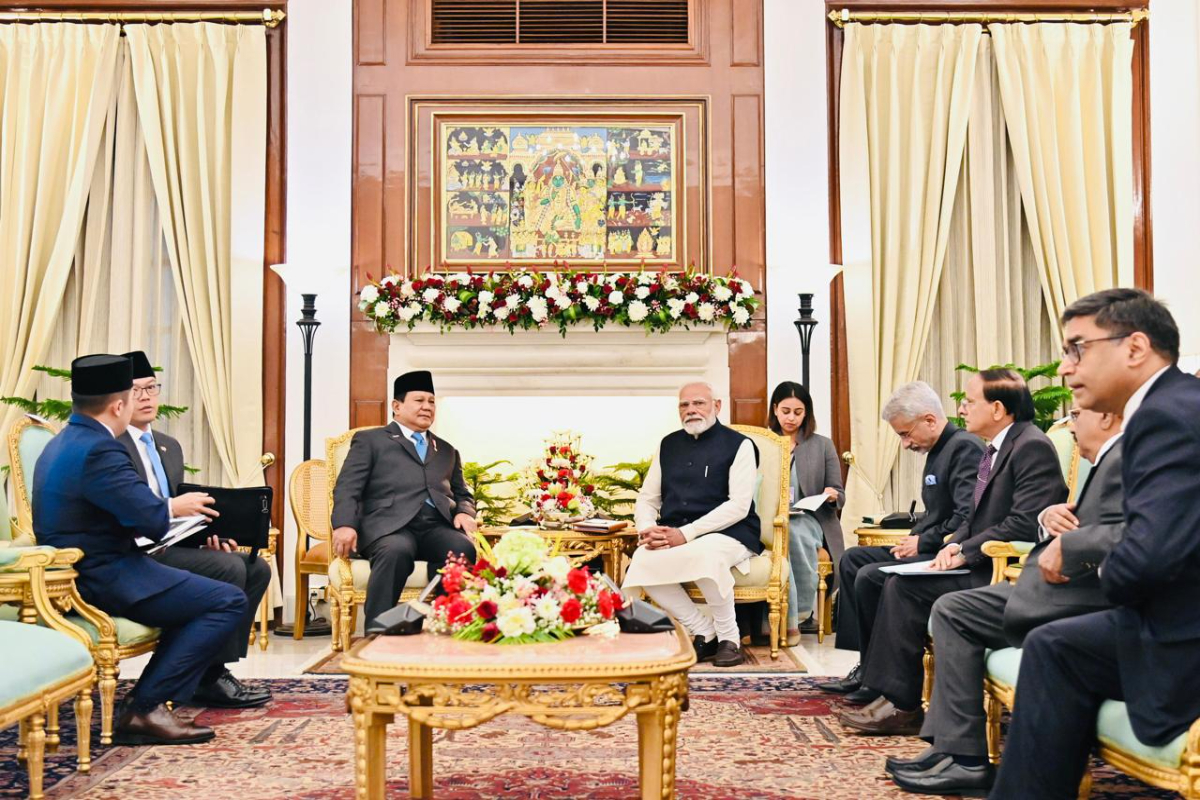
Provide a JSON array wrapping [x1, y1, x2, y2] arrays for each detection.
[[795, 293, 819, 389]]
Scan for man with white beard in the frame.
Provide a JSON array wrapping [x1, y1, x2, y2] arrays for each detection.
[[622, 382, 762, 667]]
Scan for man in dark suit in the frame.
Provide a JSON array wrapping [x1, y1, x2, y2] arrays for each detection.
[[33, 355, 246, 746], [116, 351, 271, 709], [838, 369, 1067, 734], [819, 381, 983, 696], [992, 288, 1200, 799], [331, 370, 478, 626], [889, 406, 1124, 795]]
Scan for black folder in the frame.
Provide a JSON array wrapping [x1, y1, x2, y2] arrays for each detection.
[[176, 483, 273, 559]]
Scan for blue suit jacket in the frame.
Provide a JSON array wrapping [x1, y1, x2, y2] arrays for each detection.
[[1100, 366, 1200, 745], [32, 414, 186, 614]]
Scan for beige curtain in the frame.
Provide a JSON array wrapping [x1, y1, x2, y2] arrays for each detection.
[[839, 23, 982, 544], [0, 24, 121, 457], [125, 23, 267, 488], [989, 23, 1134, 337]]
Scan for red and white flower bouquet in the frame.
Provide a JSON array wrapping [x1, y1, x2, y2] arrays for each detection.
[[520, 431, 598, 527]]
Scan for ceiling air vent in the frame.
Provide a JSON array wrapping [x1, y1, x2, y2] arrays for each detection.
[[431, 0, 690, 45]]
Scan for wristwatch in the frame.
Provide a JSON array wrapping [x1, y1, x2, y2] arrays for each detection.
[[946, 542, 963, 556]]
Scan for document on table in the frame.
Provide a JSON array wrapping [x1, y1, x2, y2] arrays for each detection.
[[879, 559, 970, 576], [135, 516, 209, 555], [791, 493, 829, 513]]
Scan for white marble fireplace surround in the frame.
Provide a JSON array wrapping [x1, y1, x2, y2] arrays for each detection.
[[387, 324, 732, 468]]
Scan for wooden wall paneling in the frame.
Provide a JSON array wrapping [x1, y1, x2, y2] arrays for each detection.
[[350, 92, 389, 428], [829, 273, 851, 483], [730, 92, 766, 423], [1132, 19, 1153, 291], [357, 0, 387, 66], [730, 0, 762, 67], [7, 0, 284, 8]]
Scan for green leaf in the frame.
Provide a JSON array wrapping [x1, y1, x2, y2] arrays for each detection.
[[0, 396, 40, 414], [32, 365, 72, 379], [39, 400, 72, 422], [183, 464, 200, 475], [156, 404, 189, 420]]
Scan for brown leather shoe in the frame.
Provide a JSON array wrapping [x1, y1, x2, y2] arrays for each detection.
[[712, 640, 745, 668], [839, 698, 923, 736], [114, 703, 215, 746]]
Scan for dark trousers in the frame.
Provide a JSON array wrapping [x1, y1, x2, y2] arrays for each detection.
[[122, 570, 246, 707], [919, 581, 1012, 756], [154, 547, 272, 669], [860, 570, 975, 710], [360, 503, 477, 625], [991, 611, 1122, 800], [835, 545, 917, 653]]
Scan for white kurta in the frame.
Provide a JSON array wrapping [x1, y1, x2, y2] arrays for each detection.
[[621, 438, 758, 598]]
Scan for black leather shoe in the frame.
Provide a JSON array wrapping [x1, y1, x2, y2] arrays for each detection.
[[798, 614, 819, 635], [815, 663, 863, 694], [891, 760, 995, 796], [114, 703, 214, 746], [712, 640, 745, 668], [692, 635, 719, 663], [885, 750, 952, 776], [843, 685, 883, 706], [191, 670, 272, 709]]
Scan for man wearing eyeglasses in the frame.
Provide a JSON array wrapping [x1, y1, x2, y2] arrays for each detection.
[[116, 351, 272, 711]]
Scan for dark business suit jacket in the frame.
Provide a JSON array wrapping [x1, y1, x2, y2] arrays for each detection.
[[32, 414, 181, 614], [1100, 367, 1200, 745], [911, 423, 985, 553], [330, 421, 476, 550], [1003, 440, 1124, 645], [948, 420, 1068, 586], [118, 428, 185, 495]]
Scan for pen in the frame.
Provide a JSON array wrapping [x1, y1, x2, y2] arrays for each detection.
[[704, 465, 708, 478]]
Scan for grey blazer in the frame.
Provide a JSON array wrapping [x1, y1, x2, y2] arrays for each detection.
[[330, 421, 476, 551], [791, 432, 846, 568], [1003, 439, 1125, 646], [118, 428, 186, 496]]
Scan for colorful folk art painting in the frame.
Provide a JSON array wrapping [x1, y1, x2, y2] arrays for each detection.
[[442, 124, 675, 264]]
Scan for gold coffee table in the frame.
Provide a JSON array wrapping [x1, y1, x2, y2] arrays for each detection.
[[341, 624, 695, 800], [480, 525, 640, 581]]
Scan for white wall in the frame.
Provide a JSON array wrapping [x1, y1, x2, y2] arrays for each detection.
[[279, 0, 353, 618], [1149, 0, 1200, 370], [763, 0, 837, 435]]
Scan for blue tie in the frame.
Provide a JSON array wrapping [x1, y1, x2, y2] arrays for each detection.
[[411, 432, 435, 507], [140, 431, 171, 499]]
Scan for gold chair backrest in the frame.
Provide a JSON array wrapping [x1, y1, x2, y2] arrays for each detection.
[[6, 416, 59, 539], [324, 427, 376, 515], [289, 459, 331, 543], [729, 424, 790, 552], [1045, 417, 1084, 501]]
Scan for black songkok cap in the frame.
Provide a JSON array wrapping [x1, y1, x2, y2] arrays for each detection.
[[393, 370, 435, 399], [121, 351, 156, 380], [71, 355, 133, 396]]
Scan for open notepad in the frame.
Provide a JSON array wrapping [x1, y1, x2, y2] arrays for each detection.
[[134, 516, 209, 555], [879, 559, 971, 577], [791, 493, 830, 514]]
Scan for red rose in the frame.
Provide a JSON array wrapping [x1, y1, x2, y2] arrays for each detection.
[[558, 468, 571, 479], [560, 447, 572, 457], [582, 484, 595, 495], [477, 600, 498, 620], [471, 559, 493, 576], [597, 590, 616, 619], [441, 571, 463, 595], [493, 566, 508, 579], [446, 595, 472, 624], [481, 622, 501, 642], [557, 491, 574, 506], [560, 598, 582, 624], [567, 568, 589, 594], [548, 446, 557, 454]]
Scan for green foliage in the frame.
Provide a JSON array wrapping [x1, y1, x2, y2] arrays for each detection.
[[590, 459, 652, 520], [156, 404, 189, 420], [462, 459, 518, 526], [948, 360, 1071, 432], [0, 364, 189, 423], [31, 365, 72, 379], [183, 464, 200, 476]]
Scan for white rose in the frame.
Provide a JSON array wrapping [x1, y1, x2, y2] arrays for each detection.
[[408, 302, 422, 317], [452, 272, 471, 284], [490, 303, 506, 318], [360, 285, 380, 304], [575, 280, 590, 295], [663, 276, 679, 291], [698, 302, 716, 321], [398, 305, 418, 322], [605, 275, 620, 287], [527, 297, 549, 322], [732, 306, 751, 325], [422, 287, 441, 303], [544, 555, 572, 582], [497, 593, 524, 615], [518, 274, 534, 289], [480, 583, 500, 603], [607, 290, 624, 305], [496, 607, 536, 638], [628, 300, 649, 322], [583, 295, 601, 311], [533, 595, 562, 622], [685, 292, 699, 304], [478, 290, 495, 306], [505, 294, 520, 309], [637, 272, 653, 285], [635, 286, 650, 299], [713, 285, 733, 302], [399, 280, 415, 297], [381, 274, 399, 286], [373, 301, 391, 318], [554, 294, 572, 310], [443, 297, 462, 313]]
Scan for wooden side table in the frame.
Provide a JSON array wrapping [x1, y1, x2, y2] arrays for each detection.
[[341, 625, 695, 800], [479, 525, 639, 581], [853, 526, 912, 548]]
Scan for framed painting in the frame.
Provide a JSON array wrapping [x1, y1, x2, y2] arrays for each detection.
[[406, 98, 710, 274]]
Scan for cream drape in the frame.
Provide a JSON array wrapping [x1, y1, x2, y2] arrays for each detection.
[[0, 24, 121, 458], [839, 23, 982, 544], [989, 23, 1134, 337], [125, 24, 267, 487]]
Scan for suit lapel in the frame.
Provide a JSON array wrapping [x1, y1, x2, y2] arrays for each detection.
[[1074, 440, 1117, 508], [386, 421, 425, 465], [979, 423, 1024, 505]]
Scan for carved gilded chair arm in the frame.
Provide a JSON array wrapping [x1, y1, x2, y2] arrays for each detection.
[[768, 516, 788, 586], [7, 520, 38, 548], [982, 540, 1036, 585], [332, 554, 356, 591], [0, 546, 58, 571], [21, 559, 114, 650]]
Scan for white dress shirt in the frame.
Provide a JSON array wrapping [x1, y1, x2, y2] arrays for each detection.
[[635, 438, 757, 541]]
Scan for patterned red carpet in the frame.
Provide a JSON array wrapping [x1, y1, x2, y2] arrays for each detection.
[[1, 678, 1177, 799]]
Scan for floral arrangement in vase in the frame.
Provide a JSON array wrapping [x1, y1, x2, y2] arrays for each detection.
[[426, 529, 624, 644], [356, 266, 759, 336], [520, 431, 597, 528]]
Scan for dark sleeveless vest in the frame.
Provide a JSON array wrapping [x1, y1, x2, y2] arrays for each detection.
[[657, 422, 763, 555]]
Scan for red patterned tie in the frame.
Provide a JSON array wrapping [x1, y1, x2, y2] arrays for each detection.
[[973, 444, 997, 507]]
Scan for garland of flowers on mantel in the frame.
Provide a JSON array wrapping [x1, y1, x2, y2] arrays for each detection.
[[357, 265, 760, 335]]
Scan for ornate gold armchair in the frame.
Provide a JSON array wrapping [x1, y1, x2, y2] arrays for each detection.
[[7, 416, 57, 542], [288, 459, 333, 638], [684, 424, 791, 659]]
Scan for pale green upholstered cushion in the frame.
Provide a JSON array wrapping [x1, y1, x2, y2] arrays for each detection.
[[0, 605, 158, 646], [327, 558, 428, 592], [1096, 700, 1189, 770], [732, 553, 773, 587], [18, 424, 55, 486], [985, 647, 1022, 688], [0, 490, 10, 541], [0, 605, 17, 622], [0, 546, 58, 571], [0, 621, 92, 709], [1010, 541, 1036, 556], [1046, 423, 1077, 484]]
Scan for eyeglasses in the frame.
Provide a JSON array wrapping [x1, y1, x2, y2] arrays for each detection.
[[1061, 334, 1131, 365], [132, 383, 162, 398]]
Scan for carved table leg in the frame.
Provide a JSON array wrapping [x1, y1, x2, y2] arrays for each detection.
[[408, 698, 434, 799], [637, 702, 664, 800]]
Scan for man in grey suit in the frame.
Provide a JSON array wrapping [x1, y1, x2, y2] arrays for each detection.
[[887, 406, 1124, 795], [116, 351, 272, 709], [331, 370, 478, 626]]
